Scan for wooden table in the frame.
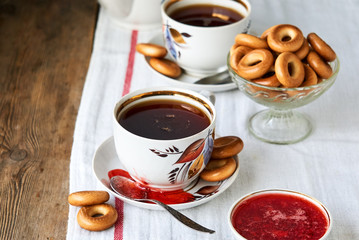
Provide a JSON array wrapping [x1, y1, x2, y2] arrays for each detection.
[[0, 0, 98, 239]]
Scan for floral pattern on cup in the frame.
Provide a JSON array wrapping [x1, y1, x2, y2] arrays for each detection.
[[163, 22, 192, 60], [150, 129, 213, 185]]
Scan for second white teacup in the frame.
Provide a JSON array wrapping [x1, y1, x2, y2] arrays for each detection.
[[161, 0, 251, 77]]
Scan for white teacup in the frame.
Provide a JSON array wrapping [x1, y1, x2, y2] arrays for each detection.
[[113, 87, 216, 191], [161, 0, 251, 77], [99, 0, 162, 30]]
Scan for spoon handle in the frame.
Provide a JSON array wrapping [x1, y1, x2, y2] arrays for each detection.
[[138, 199, 215, 234], [193, 71, 231, 85]]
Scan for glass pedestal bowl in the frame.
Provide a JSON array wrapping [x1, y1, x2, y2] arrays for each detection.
[[228, 57, 340, 144]]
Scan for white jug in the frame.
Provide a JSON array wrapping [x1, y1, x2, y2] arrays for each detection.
[[99, 0, 163, 30]]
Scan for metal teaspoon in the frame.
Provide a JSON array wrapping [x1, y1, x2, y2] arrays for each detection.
[[110, 176, 215, 234], [193, 70, 232, 85]]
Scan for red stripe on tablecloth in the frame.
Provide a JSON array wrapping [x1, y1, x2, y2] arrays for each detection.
[[114, 198, 124, 240], [114, 29, 138, 240], [122, 30, 138, 97]]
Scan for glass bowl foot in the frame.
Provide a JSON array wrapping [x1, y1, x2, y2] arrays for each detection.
[[249, 109, 312, 144]]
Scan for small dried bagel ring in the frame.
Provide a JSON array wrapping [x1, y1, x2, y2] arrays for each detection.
[[211, 136, 244, 159], [230, 46, 252, 71], [235, 33, 269, 49], [68, 191, 110, 206], [237, 49, 274, 80], [300, 64, 318, 87], [294, 38, 310, 60], [275, 52, 305, 88], [307, 33, 336, 62], [260, 24, 281, 39], [306, 51, 333, 79], [267, 24, 304, 52], [200, 157, 237, 182], [251, 65, 281, 87], [230, 42, 240, 56], [136, 43, 167, 58], [77, 204, 118, 231], [149, 58, 182, 78], [252, 72, 281, 87]]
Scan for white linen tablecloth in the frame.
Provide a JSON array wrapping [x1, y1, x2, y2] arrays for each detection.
[[67, 0, 359, 239]]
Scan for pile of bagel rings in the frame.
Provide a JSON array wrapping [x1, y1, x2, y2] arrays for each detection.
[[229, 24, 337, 88], [200, 136, 244, 182], [68, 191, 118, 231], [136, 43, 182, 78]]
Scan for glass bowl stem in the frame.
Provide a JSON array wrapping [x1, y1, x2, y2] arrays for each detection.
[[249, 108, 312, 144]]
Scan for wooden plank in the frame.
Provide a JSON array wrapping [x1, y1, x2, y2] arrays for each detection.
[[0, 0, 98, 239]]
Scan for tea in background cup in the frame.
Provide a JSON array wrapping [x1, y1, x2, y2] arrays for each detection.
[[113, 87, 216, 191], [99, 0, 162, 30], [161, 0, 251, 77]]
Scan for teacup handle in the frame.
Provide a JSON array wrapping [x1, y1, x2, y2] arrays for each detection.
[[199, 90, 216, 105]]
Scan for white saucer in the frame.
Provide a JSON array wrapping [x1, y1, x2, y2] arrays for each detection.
[[144, 34, 237, 93], [92, 136, 240, 210]]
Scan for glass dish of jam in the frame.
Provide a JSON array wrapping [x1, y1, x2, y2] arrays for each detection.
[[228, 189, 332, 240]]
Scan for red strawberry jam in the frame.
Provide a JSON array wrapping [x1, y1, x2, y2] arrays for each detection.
[[108, 169, 194, 204], [231, 192, 330, 240]]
